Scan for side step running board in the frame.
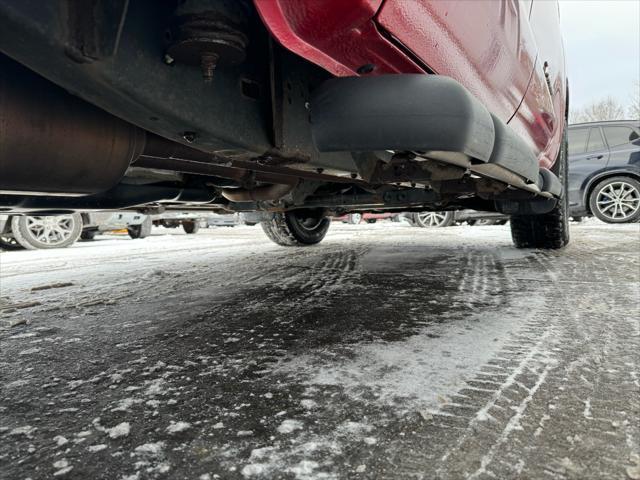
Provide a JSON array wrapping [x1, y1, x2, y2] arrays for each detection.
[[310, 74, 560, 198]]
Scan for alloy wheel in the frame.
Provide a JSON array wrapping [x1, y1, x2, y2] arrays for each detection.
[[417, 212, 450, 227], [25, 215, 77, 246], [595, 181, 640, 221]]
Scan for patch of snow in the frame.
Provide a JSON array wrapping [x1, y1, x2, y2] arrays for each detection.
[[166, 421, 191, 434], [276, 294, 542, 414], [300, 399, 317, 410], [9, 425, 35, 436], [53, 459, 69, 469], [53, 435, 68, 446], [52, 459, 73, 476], [88, 444, 107, 452], [145, 378, 167, 396], [18, 347, 41, 355], [134, 441, 165, 456], [9, 332, 37, 339], [106, 422, 130, 439], [277, 419, 303, 434]]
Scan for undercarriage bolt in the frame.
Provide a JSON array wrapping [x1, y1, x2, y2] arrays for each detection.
[[201, 53, 219, 83]]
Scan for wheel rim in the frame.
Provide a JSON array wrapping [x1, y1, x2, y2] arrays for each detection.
[[25, 215, 77, 245], [595, 181, 640, 221], [417, 212, 448, 227]]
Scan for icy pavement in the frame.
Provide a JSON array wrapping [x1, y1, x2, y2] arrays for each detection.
[[1, 221, 639, 480]]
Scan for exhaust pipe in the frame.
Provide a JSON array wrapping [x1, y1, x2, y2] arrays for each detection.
[[0, 56, 299, 205], [221, 182, 296, 202], [0, 56, 145, 196]]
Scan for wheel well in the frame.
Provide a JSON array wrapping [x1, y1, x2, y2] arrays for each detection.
[[584, 172, 640, 213]]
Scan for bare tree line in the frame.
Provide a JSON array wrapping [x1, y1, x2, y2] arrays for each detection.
[[570, 82, 640, 123]]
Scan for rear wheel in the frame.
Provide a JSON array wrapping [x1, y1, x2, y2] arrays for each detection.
[[80, 229, 97, 241], [588, 176, 640, 223], [413, 211, 455, 228], [510, 131, 570, 249], [11, 213, 83, 250], [182, 220, 200, 234], [128, 217, 152, 239], [261, 210, 330, 246]]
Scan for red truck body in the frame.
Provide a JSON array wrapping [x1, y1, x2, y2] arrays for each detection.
[[255, 0, 567, 170]]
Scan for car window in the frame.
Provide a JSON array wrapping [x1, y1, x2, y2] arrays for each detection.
[[568, 128, 589, 155], [602, 126, 640, 147], [586, 127, 606, 152]]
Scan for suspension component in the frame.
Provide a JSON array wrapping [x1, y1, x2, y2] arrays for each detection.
[[165, 0, 249, 83]]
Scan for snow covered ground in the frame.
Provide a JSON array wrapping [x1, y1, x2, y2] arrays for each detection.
[[0, 220, 639, 479]]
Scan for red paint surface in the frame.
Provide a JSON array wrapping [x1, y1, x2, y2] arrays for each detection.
[[254, 0, 567, 168]]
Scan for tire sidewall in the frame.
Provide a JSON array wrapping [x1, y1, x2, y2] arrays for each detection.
[[182, 220, 200, 234]]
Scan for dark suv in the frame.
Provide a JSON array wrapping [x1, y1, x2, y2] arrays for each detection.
[[568, 121, 640, 223]]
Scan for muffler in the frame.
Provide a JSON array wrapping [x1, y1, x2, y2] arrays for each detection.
[[0, 56, 145, 196]]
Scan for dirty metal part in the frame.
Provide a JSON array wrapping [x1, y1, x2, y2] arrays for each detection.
[[371, 156, 468, 185], [63, 0, 129, 63], [0, 56, 145, 196], [133, 157, 298, 187], [140, 134, 366, 185], [303, 188, 439, 209], [0, 184, 216, 213], [166, 1, 249, 83], [221, 183, 296, 202]]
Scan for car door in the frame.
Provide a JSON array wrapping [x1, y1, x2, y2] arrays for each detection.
[[375, 0, 536, 124], [601, 125, 640, 171], [568, 127, 610, 209]]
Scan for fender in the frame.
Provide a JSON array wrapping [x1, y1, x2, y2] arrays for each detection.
[[582, 168, 640, 210]]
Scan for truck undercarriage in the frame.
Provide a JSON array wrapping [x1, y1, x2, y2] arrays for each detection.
[[0, 0, 567, 248]]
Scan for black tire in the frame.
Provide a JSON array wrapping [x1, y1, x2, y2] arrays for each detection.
[[413, 211, 455, 228], [80, 230, 97, 241], [366, 218, 377, 224], [510, 131, 570, 249], [588, 176, 640, 224], [261, 210, 330, 246], [0, 234, 24, 250], [182, 220, 200, 234], [128, 216, 152, 239], [11, 213, 83, 250]]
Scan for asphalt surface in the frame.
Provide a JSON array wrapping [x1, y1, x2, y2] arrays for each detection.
[[1, 221, 639, 480]]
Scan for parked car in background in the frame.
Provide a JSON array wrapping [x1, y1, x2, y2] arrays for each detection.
[[206, 213, 240, 228], [81, 212, 149, 240], [0, 212, 151, 250], [334, 213, 401, 224], [0, 213, 83, 250], [0, 210, 211, 250], [404, 210, 510, 228], [149, 212, 206, 235], [568, 121, 640, 223]]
